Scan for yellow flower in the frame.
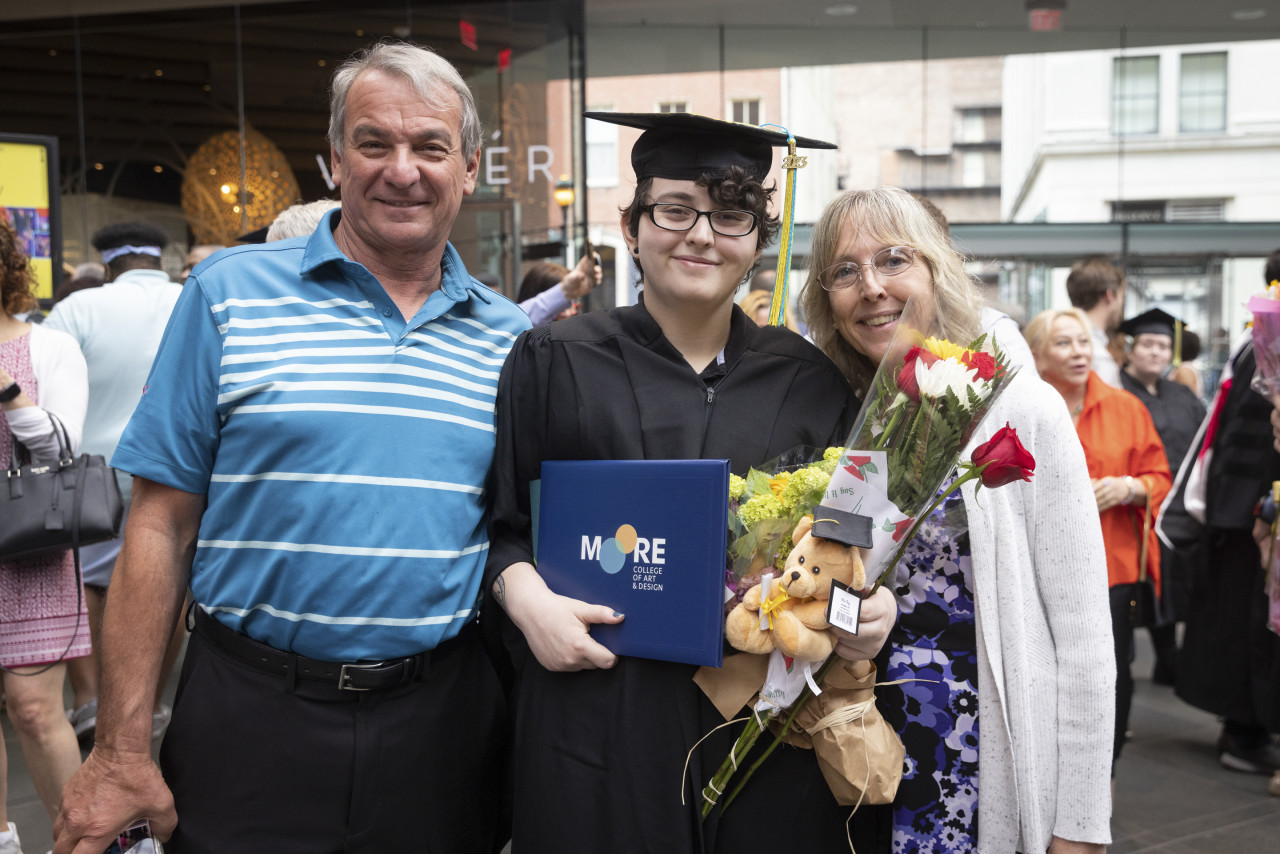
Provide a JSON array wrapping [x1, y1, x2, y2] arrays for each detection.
[[728, 474, 747, 501], [739, 494, 784, 529], [823, 446, 843, 462], [779, 466, 832, 511], [768, 471, 791, 496], [923, 336, 971, 362]]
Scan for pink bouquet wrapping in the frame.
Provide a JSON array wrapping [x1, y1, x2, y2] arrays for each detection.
[[1248, 284, 1280, 398]]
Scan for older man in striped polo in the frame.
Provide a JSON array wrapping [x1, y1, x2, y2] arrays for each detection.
[[55, 43, 530, 854]]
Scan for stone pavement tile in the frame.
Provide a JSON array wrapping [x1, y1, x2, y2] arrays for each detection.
[[1110, 635, 1280, 852], [1111, 805, 1280, 853]]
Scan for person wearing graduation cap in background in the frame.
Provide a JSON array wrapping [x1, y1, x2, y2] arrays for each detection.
[[484, 112, 899, 852], [1118, 308, 1207, 685]]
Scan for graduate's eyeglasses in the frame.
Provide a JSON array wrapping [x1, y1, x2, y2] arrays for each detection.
[[818, 246, 918, 292], [640, 203, 758, 237]]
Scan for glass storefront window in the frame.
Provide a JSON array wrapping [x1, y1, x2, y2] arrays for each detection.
[[0, 0, 585, 301]]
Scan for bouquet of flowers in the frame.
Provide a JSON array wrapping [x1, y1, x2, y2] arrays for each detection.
[[724, 446, 843, 615], [1249, 280, 1280, 398], [699, 297, 1032, 817]]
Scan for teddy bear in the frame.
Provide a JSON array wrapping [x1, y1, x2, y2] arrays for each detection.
[[725, 512, 868, 662]]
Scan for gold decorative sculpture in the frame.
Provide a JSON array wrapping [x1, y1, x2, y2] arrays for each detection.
[[181, 127, 300, 244]]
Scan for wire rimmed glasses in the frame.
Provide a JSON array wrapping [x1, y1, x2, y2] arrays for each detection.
[[818, 246, 918, 291], [639, 203, 758, 237]]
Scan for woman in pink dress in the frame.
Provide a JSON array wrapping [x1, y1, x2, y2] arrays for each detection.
[[0, 214, 90, 854]]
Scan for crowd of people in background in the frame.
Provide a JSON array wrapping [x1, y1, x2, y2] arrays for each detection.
[[0, 39, 1277, 854]]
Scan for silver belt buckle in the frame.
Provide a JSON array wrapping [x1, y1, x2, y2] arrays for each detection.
[[338, 661, 385, 691]]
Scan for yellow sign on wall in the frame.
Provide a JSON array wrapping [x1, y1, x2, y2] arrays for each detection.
[[0, 139, 55, 301]]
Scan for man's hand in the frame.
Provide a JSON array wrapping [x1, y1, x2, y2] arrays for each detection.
[[1270, 404, 1280, 454], [53, 746, 177, 854], [496, 562, 623, 671], [1047, 835, 1105, 854], [832, 585, 897, 660], [561, 253, 603, 300]]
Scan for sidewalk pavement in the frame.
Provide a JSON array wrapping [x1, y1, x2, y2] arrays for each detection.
[[4, 634, 1278, 852]]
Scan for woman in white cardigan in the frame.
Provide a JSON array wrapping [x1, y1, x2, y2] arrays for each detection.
[[801, 187, 1114, 854], [0, 214, 89, 853]]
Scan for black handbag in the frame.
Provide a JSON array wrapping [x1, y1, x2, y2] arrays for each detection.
[[0, 414, 124, 562]]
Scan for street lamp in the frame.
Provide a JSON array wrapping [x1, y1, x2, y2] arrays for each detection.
[[554, 174, 575, 265]]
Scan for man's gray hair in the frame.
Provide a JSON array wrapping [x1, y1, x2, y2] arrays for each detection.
[[266, 199, 341, 242], [328, 42, 481, 161]]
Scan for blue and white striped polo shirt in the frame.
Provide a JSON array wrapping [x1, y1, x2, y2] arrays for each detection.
[[113, 212, 530, 660]]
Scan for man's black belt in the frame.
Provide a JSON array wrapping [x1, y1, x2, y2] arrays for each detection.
[[193, 606, 435, 692]]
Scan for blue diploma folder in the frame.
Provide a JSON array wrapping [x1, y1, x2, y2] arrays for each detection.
[[534, 459, 729, 667]]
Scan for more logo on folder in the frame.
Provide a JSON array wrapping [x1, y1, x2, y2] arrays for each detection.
[[534, 459, 730, 667]]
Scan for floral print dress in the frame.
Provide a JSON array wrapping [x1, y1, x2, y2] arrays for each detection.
[[876, 484, 979, 853]]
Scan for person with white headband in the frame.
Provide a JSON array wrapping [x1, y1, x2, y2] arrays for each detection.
[[45, 222, 185, 755]]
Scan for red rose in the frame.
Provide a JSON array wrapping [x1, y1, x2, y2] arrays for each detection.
[[961, 350, 997, 381], [896, 346, 939, 401], [970, 423, 1035, 487]]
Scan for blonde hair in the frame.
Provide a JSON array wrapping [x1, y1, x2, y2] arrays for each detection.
[[1024, 307, 1094, 362], [738, 289, 771, 317], [737, 289, 798, 331], [266, 199, 341, 242], [800, 187, 982, 394]]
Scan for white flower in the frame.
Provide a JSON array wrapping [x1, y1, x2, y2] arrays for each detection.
[[915, 357, 982, 407]]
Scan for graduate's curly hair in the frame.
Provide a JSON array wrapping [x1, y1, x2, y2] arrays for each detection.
[[0, 216, 38, 317], [620, 166, 780, 283]]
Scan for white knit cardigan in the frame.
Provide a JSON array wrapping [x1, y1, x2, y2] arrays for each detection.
[[960, 369, 1115, 852]]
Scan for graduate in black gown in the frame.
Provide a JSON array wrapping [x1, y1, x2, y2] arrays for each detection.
[[1117, 308, 1207, 683], [484, 113, 899, 852]]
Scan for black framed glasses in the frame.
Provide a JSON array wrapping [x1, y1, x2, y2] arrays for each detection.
[[818, 246, 918, 291], [640, 203, 758, 237]]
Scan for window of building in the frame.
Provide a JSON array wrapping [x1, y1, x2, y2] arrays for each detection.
[[962, 151, 985, 187], [959, 110, 986, 144], [1167, 198, 1226, 222], [586, 104, 618, 187], [730, 98, 761, 126], [658, 101, 688, 113], [1180, 52, 1227, 132], [1112, 56, 1160, 136]]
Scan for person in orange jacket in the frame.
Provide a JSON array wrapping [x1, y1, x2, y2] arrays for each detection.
[[1027, 306, 1171, 774]]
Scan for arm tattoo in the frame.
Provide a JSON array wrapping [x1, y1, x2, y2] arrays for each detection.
[[492, 574, 507, 611]]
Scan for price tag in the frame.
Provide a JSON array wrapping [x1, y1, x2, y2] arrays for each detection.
[[825, 578, 862, 635]]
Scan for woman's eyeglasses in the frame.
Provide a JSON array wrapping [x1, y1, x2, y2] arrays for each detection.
[[819, 246, 918, 291], [639, 203, 758, 237]]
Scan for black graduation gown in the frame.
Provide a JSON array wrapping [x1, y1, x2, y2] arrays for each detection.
[[1120, 371, 1207, 618], [485, 299, 869, 853], [1118, 373, 1206, 477], [1175, 346, 1280, 729]]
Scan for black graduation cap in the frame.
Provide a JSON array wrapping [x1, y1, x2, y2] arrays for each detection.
[[584, 111, 837, 182], [810, 505, 874, 549], [1118, 307, 1182, 339], [235, 226, 269, 244]]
